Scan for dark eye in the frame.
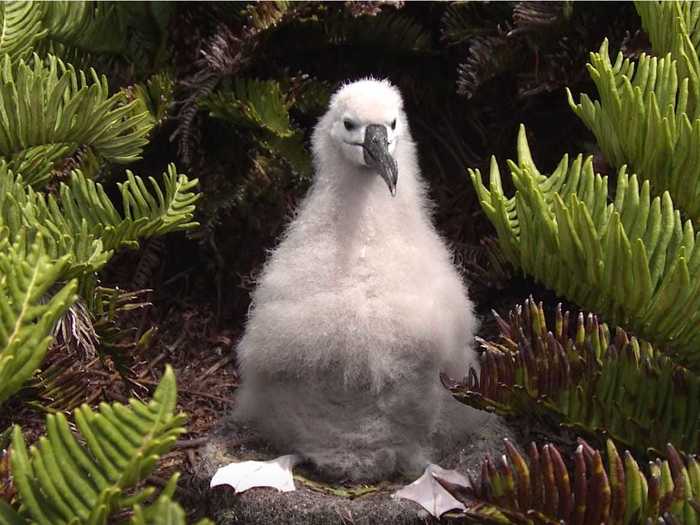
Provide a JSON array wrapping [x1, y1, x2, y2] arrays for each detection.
[[391, 118, 397, 130], [344, 119, 356, 131]]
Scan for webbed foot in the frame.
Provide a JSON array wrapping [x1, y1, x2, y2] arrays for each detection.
[[210, 454, 301, 493], [393, 463, 469, 517]]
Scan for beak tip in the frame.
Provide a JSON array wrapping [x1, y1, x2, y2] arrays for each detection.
[[363, 124, 398, 198]]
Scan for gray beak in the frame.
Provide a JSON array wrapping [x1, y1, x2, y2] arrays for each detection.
[[363, 124, 398, 197]]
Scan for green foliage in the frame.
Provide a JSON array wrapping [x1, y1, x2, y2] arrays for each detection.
[[567, 39, 700, 222], [0, 238, 76, 405], [470, 125, 700, 370], [243, 1, 292, 33], [129, 73, 175, 128], [449, 298, 700, 454], [0, 2, 656, 523], [327, 11, 432, 53], [130, 474, 212, 525], [0, 163, 199, 279], [38, 1, 128, 58], [5, 366, 192, 525], [200, 78, 293, 138], [0, 53, 152, 187], [441, 3, 511, 45], [0, 2, 47, 62], [461, 5, 700, 524], [635, 0, 700, 97], [443, 438, 700, 525], [0, 1, 171, 74], [0, 2, 207, 522], [0, 1, 125, 63], [199, 77, 315, 182]]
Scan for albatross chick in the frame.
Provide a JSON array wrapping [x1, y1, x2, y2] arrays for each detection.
[[212, 79, 485, 516]]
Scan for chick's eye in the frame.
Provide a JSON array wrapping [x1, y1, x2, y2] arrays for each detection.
[[391, 119, 397, 130], [344, 119, 356, 131]]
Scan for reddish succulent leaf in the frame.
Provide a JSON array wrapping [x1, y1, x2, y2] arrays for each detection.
[[540, 445, 558, 517], [528, 442, 544, 512], [607, 439, 626, 525], [573, 445, 588, 525], [549, 442, 572, 522], [448, 438, 699, 524], [505, 438, 531, 511]]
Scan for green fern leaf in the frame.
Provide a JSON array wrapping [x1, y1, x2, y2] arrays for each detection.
[[244, 1, 291, 32], [567, 38, 700, 221], [0, 236, 77, 405], [0, 163, 199, 279], [130, 474, 213, 525], [326, 11, 431, 53], [636, 0, 700, 68], [0, 1, 47, 62], [39, 1, 128, 57], [470, 125, 700, 370], [0, 500, 23, 524], [260, 132, 312, 179], [129, 73, 175, 128], [200, 78, 294, 138], [441, 2, 510, 45], [10, 365, 187, 525], [0, 53, 152, 187], [115, 164, 201, 241], [200, 77, 316, 177], [0, 2, 129, 66]]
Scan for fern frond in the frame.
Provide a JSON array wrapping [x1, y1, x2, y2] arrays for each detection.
[[444, 438, 700, 525], [0, 1, 128, 64], [89, 287, 153, 369], [115, 165, 201, 241], [39, 1, 128, 58], [567, 39, 700, 221], [200, 78, 293, 138], [456, 35, 520, 99], [0, 53, 152, 187], [0, 163, 200, 279], [290, 76, 331, 116], [130, 474, 213, 525], [31, 353, 93, 412], [0, 1, 47, 62], [635, 0, 700, 61], [0, 237, 77, 405], [470, 125, 700, 370], [129, 73, 175, 128], [9, 144, 74, 187], [327, 10, 432, 52], [10, 365, 187, 524], [450, 297, 700, 454], [260, 132, 312, 179], [440, 2, 509, 45], [200, 78, 313, 176], [511, 0, 574, 35], [244, 1, 291, 33]]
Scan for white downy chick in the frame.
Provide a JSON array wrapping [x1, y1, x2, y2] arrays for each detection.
[[232, 78, 481, 483]]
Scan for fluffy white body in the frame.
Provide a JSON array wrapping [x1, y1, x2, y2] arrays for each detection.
[[235, 79, 479, 482]]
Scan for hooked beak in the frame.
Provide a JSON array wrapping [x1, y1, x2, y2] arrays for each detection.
[[363, 124, 398, 197]]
